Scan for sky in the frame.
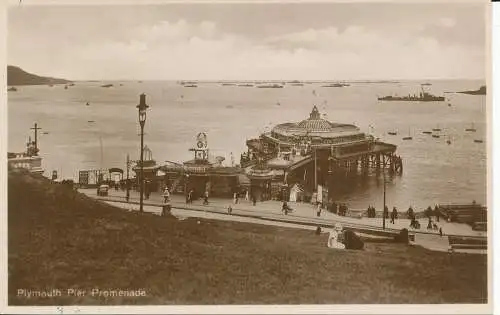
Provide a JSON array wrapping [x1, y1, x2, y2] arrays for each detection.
[[7, 2, 487, 80]]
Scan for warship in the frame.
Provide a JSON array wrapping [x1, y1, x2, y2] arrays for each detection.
[[378, 85, 445, 102]]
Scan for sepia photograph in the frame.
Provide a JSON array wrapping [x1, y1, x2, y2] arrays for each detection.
[[4, 0, 492, 312]]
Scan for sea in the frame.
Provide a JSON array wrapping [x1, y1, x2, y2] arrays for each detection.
[[8, 79, 487, 211]]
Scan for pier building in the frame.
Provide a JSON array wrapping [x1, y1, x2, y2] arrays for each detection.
[[240, 106, 402, 202], [158, 133, 245, 199]]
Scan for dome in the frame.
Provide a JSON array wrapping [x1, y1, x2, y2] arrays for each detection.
[[298, 119, 334, 131], [271, 105, 362, 139]]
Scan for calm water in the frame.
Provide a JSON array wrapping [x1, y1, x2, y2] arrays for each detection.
[[8, 80, 487, 210]]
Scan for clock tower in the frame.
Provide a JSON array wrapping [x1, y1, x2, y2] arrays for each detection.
[[189, 132, 209, 162]]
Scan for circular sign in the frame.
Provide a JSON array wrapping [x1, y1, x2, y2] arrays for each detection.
[[197, 141, 204, 148]]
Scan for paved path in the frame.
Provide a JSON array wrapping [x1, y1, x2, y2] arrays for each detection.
[[79, 188, 485, 238]]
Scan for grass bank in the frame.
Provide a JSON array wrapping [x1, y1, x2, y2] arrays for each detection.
[[8, 170, 487, 305]]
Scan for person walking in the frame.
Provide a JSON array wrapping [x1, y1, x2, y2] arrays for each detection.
[[245, 190, 249, 202], [407, 206, 414, 221], [203, 190, 209, 205], [162, 187, 170, 203], [316, 203, 322, 217], [391, 207, 398, 224], [188, 189, 194, 204], [233, 192, 239, 204]]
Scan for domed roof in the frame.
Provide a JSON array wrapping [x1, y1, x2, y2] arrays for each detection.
[[271, 106, 362, 139], [298, 118, 334, 131]]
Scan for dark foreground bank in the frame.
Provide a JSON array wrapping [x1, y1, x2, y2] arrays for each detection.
[[8, 170, 487, 305]]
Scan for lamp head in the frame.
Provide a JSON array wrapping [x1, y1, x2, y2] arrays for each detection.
[[137, 93, 149, 124]]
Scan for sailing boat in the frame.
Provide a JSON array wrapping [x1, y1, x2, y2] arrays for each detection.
[[402, 127, 412, 140], [465, 123, 476, 132], [388, 131, 397, 135]]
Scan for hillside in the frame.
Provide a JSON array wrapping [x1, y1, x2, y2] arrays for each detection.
[[7, 65, 71, 86], [8, 170, 488, 305], [458, 85, 486, 95]]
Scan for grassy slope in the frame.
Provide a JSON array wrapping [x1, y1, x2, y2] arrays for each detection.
[[8, 170, 487, 305]]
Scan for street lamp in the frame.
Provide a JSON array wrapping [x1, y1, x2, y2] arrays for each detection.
[[137, 93, 149, 213]]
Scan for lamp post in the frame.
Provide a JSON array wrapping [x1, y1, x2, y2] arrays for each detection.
[[137, 93, 149, 213]]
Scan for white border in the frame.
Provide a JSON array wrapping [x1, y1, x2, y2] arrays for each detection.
[[0, 1, 495, 314]]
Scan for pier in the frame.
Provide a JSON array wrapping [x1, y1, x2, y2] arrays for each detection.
[[241, 105, 403, 201]]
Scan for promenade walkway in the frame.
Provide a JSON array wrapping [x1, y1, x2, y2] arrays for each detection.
[[79, 188, 485, 238]]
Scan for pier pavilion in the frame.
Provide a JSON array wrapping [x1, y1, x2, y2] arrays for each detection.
[[240, 106, 402, 202], [158, 133, 245, 199]]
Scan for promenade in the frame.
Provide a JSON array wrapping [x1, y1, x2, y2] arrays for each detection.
[[79, 188, 485, 238]]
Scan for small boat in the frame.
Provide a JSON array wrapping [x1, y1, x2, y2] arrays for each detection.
[[69, 83, 75, 86], [321, 83, 344, 88], [276, 102, 281, 106], [48, 84, 54, 87], [432, 125, 442, 132], [465, 123, 476, 132], [448, 103, 452, 107], [7, 86, 17, 92], [291, 83, 304, 86], [88, 120, 95, 123], [138, 81, 143, 83], [120, 83, 124, 86], [422, 83, 432, 86], [402, 127, 412, 140], [422, 131, 432, 135], [184, 85, 197, 88], [101, 84, 113, 88], [257, 84, 283, 88], [226, 105, 234, 109], [237, 84, 254, 87], [474, 139, 483, 143], [388, 131, 397, 136], [43, 132, 50, 135], [64, 85, 68, 89], [446, 139, 451, 145], [432, 134, 440, 138], [86, 102, 90, 106]]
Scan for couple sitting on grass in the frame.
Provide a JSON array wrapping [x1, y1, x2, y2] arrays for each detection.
[[327, 223, 364, 250]]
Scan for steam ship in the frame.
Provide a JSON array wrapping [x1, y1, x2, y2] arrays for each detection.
[[378, 85, 445, 102]]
